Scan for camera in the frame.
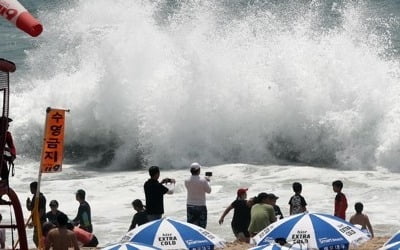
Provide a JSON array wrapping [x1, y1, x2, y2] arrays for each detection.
[[162, 178, 172, 184], [205, 171, 212, 177]]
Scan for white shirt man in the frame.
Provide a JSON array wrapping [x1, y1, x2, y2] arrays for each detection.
[[184, 162, 211, 229]]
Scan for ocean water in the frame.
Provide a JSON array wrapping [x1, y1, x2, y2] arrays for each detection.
[[1, 0, 400, 248]]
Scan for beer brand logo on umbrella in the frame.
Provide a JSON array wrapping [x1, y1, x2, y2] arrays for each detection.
[[122, 217, 225, 249]]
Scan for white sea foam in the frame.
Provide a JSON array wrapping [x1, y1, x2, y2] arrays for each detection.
[[7, 0, 400, 171]]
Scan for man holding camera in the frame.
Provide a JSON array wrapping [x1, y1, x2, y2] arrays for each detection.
[[144, 166, 175, 221], [184, 162, 211, 229]]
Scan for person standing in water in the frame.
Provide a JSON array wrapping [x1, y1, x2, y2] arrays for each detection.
[[185, 162, 211, 229], [332, 180, 348, 220], [288, 182, 307, 215], [218, 188, 251, 242], [144, 166, 175, 221], [26, 181, 47, 247]]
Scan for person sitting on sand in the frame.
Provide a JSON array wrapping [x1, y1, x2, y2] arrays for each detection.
[[46, 200, 69, 226], [41, 222, 56, 247], [45, 213, 79, 250], [349, 202, 374, 238], [67, 222, 99, 247], [72, 189, 93, 233], [128, 199, 148, 231], [218, 188, 251, 243], [248, 192, 276, 237]]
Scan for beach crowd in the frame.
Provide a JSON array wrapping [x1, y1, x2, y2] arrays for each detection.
[[0, 162, 374, 250], [130, 163, 374, 245]]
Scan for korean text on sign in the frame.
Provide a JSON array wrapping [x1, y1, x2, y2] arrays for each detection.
[[40, 109, 66, 173]]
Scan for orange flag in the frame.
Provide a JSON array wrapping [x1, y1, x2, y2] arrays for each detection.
[[40, 108, 67, 173]]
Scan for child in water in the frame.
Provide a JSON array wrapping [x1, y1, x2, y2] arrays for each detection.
[[349, 202, 374, 238]]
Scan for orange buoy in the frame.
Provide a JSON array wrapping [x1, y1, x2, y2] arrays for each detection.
[[0, 0, 43, 37]]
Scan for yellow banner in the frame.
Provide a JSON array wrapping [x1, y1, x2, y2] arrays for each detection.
[[40, 108, 66, 173]]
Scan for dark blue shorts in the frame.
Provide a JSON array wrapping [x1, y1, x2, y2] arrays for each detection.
[[187, 205, 207, 229]]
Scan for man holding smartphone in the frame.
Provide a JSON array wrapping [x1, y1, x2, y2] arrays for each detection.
[[184, 162, 211, 229]]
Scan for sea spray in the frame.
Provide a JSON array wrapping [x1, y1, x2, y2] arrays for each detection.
[[7, 0, 400, 172]]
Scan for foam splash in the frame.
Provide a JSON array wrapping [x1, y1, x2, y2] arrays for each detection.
[[10, 0, 400, 171]]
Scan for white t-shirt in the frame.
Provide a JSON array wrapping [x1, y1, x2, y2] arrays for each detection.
[[184, 175, 211, 206]]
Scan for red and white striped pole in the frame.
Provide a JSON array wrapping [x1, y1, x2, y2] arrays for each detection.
[[0, 0, 43, 37]]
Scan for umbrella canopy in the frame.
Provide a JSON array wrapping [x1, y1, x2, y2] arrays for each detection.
[[122, 217, 226, 249], [380, 230, 400, 250], [249, 242, 307, 250], [380, 241, 400, 250], [253, 212, 370, 250], [102, 241, 161, 250], [384, 230, 400, 246]]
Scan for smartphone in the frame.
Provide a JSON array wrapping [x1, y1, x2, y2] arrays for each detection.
[[205, 171, 212, 177]]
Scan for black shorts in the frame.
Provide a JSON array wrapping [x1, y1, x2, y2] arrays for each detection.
[[0, 160, 9, 180]]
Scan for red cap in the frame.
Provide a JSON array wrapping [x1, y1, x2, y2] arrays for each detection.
[[237, 188, 248, 196]]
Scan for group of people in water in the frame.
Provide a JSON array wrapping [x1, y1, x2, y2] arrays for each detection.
[[25, 181, 98, 250], [0, 129, 374, 249], [0, 117, 97, 249], [218, 180, 374, 243], [130, 167, 374, 245]]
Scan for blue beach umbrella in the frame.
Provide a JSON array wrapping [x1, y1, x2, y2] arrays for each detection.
[[102, 241, 161, 250], [384, 230, 400, 246], [121, 217, 226, 249], [380, 241, 400, 250], [381, 230, 400, 250], [253, 212, 370, 250], [249, 242, 307, 250]]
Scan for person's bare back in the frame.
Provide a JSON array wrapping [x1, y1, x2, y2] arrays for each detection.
[[349, 202, 374, 238], [46, 227, 79, 250], [350, 213, 369, 228]]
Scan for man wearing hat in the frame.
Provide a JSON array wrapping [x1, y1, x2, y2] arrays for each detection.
[[266, 193, 284, 220], [218, 188, 251, 242], [184, 162, 211, 229]]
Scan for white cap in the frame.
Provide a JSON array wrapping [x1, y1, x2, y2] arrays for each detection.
[[190, 162, 201, 170]]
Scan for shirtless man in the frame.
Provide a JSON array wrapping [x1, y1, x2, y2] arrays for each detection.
[[45, 213, 79, 250], [349, 202, 374, 238]]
